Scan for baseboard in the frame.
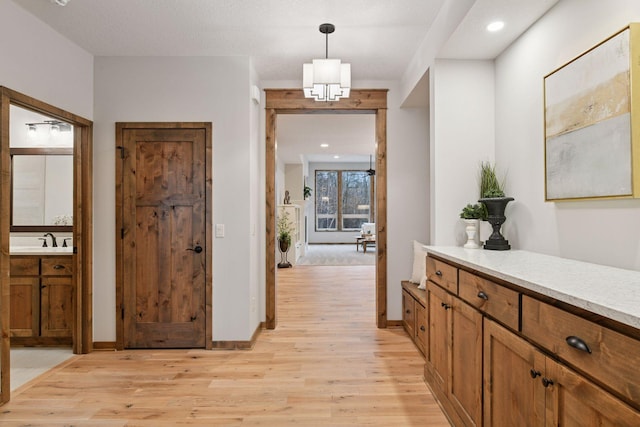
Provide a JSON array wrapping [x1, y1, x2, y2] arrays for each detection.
[[211, 322, 264, 350], [387, 320, 403, 327], [92, 341, 117, 351]]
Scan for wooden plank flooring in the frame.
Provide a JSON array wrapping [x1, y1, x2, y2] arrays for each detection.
[[0, 265, 450, 426]]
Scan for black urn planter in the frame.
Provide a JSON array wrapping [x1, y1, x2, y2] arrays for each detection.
[[479, 197, 514, 251], [277, 238, 292, 268]]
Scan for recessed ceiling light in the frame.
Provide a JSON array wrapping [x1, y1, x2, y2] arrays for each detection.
[[487, 21, 505, 32], [320, 143, 329, 148]]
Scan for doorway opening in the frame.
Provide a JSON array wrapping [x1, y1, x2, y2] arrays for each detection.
[[0, 86, 93, 404], [265, 89, 388, 329]]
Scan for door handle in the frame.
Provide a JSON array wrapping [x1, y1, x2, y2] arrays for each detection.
[[187, 245, 203, 253]]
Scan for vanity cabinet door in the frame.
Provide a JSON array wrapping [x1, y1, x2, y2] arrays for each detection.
[[10, 277, 39, 337], [40, 276, 73, 337]]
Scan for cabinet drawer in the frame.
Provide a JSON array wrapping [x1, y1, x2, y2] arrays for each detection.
[[426, 256, 458, 293], [41, 258, 73, 276], [522, 295, 640, 406], [402, 290, 416, 337], [415, 300, 427, 354], [10, 257, 39, 276], [459, 270, 519, 330]]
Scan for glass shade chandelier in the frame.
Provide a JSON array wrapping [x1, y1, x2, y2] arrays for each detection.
[[303, 23, 351, 102]]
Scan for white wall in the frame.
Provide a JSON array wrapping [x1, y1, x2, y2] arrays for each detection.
[[0, 1, 93, 119], [495, 0, 640, 270], [430, 59, 496, 246], [94, 56, 260, 341]]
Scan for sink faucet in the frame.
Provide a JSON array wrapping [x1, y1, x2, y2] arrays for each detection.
[[43, 232, 58, 248]]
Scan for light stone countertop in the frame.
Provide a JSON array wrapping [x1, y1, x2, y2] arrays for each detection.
[[424, 246, 640, 330], [10, 247, 73, 256]]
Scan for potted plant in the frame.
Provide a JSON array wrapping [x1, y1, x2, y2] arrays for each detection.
[[277, 208, 293, 268], [478, 161, 514, 250], [459, 203, 483, 249], [303, 185, 312, 200]]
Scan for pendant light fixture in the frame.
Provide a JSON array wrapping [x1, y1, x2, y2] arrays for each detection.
[[303, 23, 351, 102]]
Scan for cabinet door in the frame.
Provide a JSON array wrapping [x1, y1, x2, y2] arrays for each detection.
[[427, 282, 450, 392], [402, 289, 416, 338], [40, 276, 73, 337], [545, 358, 640, 427], [10, 277, 39, 337], [450, 297, 483, 427], [414, 301, 427, 355], [484, 319, 545, 427]]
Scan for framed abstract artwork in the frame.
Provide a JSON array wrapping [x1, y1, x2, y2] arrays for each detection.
[[544, 24, 640, 201]]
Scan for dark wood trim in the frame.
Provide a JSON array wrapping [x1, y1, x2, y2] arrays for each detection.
[[387, 320, 403, 327], [211, 322, 264, 350], [92, 341, 117, 351], [265, 89, 388, 330], [0, 86, 93, 403], [10, 147, 73, 155], [0, 89, 10, 405], [10, 337, 73, 346], [114, 122, 213, 350]]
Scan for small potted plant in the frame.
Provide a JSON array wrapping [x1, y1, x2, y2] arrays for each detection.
[[478, 161, 514, 250], [303, 185, 312, 200], [277, 208, 293, 268], [459, 203, 483, 249]]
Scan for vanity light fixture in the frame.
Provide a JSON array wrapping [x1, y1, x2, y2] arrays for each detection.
[[320, 143, 329, 148], [487, 21, 505, 32], [303, 23, 351, 102], [25, 120, 72, 135], [51, 0, 70, 6], [333, 155, 340, 159]]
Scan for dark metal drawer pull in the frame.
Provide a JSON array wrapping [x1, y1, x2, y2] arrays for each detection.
[[441, 302, 451, 310], [405, 309, 411, 314], [477, 291, 489, 300], [53, 264, 65, 270], [435, 270, 442, 277], [565, 336, 592, 354], [542, 377, 554, 388], [419, 325, 426, 332], [529, 369, 541, 379]]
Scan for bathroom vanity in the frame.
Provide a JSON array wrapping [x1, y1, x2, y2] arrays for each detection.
[[10, 248, 74, 345]]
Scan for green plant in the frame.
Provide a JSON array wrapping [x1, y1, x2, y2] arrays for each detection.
[[459, 203, 485, 220], [303, 185, 312, 200], [277, 208, 293, 244], [479, 161, 506, 198]]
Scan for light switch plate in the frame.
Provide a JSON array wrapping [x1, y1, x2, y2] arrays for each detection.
[[215, 224, 225, 238]]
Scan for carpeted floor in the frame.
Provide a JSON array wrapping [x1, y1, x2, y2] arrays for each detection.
[[296, 243, 375, 266]]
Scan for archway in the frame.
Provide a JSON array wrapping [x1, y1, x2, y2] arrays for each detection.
[[265, 89, 388, 328]]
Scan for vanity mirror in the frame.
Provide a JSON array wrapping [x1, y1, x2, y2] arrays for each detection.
[[9, 104, 74, 232], [10, 149, 73, 231]]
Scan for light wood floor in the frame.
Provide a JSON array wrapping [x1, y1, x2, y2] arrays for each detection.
[[0, 265, 450, 426]]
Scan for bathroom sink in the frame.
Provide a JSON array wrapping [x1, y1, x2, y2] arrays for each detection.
[[10, 246, 73, 255]]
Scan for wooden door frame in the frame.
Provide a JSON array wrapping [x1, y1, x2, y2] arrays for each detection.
[[0, 86, 93, 404], [265, 89, 388, 329], [114, 122, 213, 350]]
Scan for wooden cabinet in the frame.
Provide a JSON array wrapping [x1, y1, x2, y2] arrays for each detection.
[[424, 253, 640, 427], [485, 318, 640, 427], [427, 279, 483, 427], [10, 256, 73, 344], [401, 281, 427, 356]]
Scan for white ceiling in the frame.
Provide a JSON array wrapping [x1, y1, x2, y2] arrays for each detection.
[[14, 0, 559, 163]]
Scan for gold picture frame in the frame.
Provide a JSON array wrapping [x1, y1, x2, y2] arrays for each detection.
[[544, 24, 640, 201]]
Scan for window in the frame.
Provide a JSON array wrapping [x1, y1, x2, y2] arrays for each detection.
[[315, 170, 373, 231]]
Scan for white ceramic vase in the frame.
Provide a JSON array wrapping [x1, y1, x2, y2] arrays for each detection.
[[463, 219, 480, 249]]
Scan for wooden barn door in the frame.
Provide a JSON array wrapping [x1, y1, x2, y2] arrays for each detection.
[[116, 123, 211, 349]]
